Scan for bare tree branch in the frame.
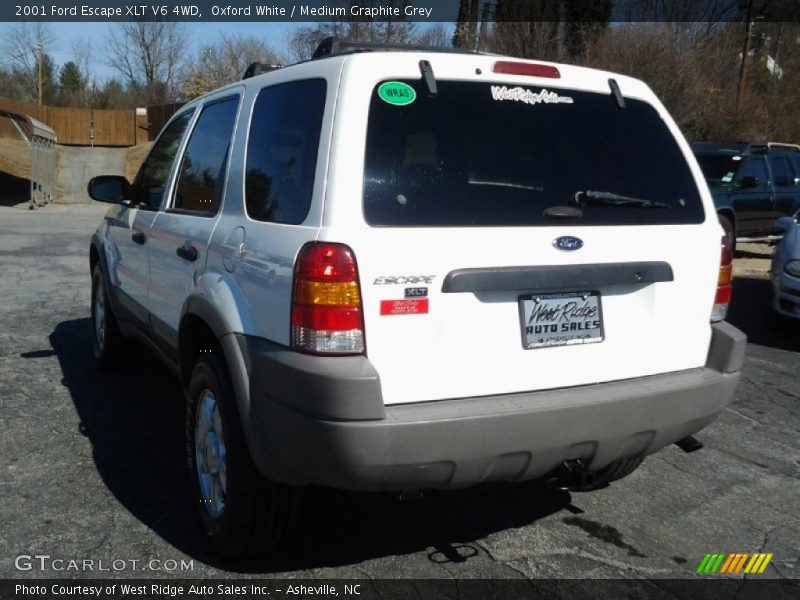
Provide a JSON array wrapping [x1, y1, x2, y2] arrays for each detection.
[[105, 21, 188, 103]]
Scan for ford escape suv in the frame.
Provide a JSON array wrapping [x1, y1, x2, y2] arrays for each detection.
[[88, 38, 746, 557]]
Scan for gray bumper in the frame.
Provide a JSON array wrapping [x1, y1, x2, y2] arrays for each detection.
[[231, 322, 746, 491]]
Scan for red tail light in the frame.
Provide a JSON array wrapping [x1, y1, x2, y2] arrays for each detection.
[[492, 61, 561, 79], [711, 235, 733, 322], [291, 243, 365, 355]]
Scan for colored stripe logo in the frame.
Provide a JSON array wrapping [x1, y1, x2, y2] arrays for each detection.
[[696, 552, 773, 574]]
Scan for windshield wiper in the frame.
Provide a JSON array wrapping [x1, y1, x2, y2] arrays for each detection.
[[575, 190, 671, 209]]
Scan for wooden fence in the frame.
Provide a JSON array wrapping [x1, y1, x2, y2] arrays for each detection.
[[0, 97, 181, 146]]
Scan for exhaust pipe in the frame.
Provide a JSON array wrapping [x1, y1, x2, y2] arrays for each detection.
[[547, 459, 599, 491], [675, 435, 704, 453]]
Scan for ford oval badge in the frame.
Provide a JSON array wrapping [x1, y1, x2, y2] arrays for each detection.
[[554, 236, 583, 251]]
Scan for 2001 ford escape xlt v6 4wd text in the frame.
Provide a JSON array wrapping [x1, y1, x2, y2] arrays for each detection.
[[87, 38, 746, 557]]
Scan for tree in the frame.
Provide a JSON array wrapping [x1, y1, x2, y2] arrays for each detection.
[[489, 0, 562, 61], [59, 62, 83, 93], [1, 22, 56, 102], [452, 0, 480, 49], [94, 79, 129, 109], [70, 39, 93, 103], [287, 1, 418, 62], [105, 21, 188, 104], [184, 34, 279, 98], [562, 0, 612, 58], [415, 24, 451, 48]]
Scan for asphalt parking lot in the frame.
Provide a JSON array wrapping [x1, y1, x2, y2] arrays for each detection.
[[1, 203, 798, 581]]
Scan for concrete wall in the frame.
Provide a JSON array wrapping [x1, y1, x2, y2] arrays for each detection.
[[57, 146, 126, 203]]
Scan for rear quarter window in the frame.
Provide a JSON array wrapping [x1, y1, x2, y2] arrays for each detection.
[[363, 80, 704, 227], [245, 79, 326, 224]]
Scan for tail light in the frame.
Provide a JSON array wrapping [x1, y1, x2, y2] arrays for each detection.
[[711, 235, 733, 322], [291, 243, 365, 355]]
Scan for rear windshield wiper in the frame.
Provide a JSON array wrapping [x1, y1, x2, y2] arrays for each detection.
[[575, 190, 671, 209]]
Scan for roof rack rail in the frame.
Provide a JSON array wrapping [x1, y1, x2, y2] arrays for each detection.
[[242, 62, 284, 80], [311, 36, 478, 60], [745, 142, 800, 154]]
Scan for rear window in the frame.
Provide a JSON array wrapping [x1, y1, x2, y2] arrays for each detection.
[[695, 153, 741, 186], [363, 80, 704, 227]]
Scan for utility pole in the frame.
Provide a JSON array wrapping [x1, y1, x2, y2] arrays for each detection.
[[735, 0, 755, 117], [37, 42, 43, 105]]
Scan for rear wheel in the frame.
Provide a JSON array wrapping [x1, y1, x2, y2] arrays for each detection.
[[718, 214, 736, 254], [186, 351, 299, 558], [91, 265, 124, 368]]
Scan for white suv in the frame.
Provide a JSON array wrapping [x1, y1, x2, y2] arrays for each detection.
[[88, 39, 746, 557]]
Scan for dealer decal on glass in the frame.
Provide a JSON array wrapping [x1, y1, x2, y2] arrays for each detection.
[[519, 291, 604, 349], [490, 86, 574, 106]]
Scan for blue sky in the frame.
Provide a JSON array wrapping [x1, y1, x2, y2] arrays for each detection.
[[9, 21, 452, 83]]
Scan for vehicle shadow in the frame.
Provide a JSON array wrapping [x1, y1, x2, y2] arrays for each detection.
[[726, 276, 800, 353], [49, 318, 573, 573]]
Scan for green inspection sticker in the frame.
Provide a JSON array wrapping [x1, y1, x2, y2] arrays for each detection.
[[378, 82, 416, 106]]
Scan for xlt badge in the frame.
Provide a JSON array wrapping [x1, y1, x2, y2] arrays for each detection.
[[405, 287, 428, 298]]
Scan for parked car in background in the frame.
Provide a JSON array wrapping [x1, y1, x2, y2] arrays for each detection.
[[771, 215, 800, 321], [692, 142, 800, 249]]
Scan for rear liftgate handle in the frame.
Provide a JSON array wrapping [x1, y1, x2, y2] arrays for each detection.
[[176, 243, 198, 262]]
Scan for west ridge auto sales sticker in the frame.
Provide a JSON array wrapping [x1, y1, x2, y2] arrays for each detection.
[[491, 86, 574, 106]]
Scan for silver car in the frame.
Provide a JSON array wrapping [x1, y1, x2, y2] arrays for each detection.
[[771, 215, 800, 320]]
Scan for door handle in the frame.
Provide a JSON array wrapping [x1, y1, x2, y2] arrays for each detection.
[[176, 244, 198, 262], [131, 231, 146, 245]]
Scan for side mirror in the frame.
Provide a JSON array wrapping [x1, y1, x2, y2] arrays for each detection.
[[775, 216, 797, 233], [738, 175, 759, 189], [88, 176, 131, 204]]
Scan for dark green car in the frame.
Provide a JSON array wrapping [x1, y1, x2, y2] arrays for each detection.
[[692, 142, 800, 248]]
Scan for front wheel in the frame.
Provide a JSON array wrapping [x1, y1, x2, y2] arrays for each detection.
[[91, 265, 124, 368], [186, 352, 299, 558]]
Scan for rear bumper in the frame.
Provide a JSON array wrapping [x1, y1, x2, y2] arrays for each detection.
[[234, 322, 746, 491]]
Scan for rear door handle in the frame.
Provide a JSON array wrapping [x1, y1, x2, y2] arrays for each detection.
[[176, 244, 198, 262], [131, 231, 146, 245]]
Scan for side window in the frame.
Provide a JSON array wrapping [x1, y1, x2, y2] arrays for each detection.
[[769, 155, 793, 187], [131, 110, 194, 209], [737, 157, 768, 187], [791, 156, 800, 185], [245, 79, 326, 224], [172, 96, 239, 215]]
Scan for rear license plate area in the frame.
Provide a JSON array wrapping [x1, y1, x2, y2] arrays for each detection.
[[519, 291, 604, 349]]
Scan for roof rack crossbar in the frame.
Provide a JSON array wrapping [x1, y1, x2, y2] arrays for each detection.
[[311, 37, 478, 60], [242, 62, 284, 80]]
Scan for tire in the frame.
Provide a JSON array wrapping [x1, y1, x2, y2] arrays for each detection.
[[186, 351, 299, 558], [91, 264, 124, 368], [718, 214, 736, 254]]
